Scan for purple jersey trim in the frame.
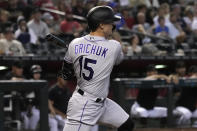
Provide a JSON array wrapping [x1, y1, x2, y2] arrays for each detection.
[[78, 100, 88, 131]]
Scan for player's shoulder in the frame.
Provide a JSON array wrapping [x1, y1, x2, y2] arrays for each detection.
[[108, 39, 121, 48], [109, 39, 120, 44]]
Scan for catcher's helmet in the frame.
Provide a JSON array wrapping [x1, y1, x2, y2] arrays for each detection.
[[87, 6, 121, 31]]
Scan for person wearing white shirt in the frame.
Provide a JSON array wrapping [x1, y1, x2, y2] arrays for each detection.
[[183, 7, 194, 31], [153, 3, 170, 27], [0, 27, 26, 56], [166, 13, 185, 40], [125, 35, 142, 56], [27, 8, 49, 40], [15, 16, 37, 45], [145, 0, 159, 9]]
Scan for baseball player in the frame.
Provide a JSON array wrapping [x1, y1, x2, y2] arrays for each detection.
[[60, 6, 134, 131], [173, 65, 197, 127], [130, 65, 169, 126], [21, 65, 42, 130]]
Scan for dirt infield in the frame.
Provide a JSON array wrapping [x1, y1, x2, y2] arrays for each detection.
[[134, 128, 197, 131]]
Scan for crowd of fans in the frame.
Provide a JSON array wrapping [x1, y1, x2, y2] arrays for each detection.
[[0, 0, 197, 57]]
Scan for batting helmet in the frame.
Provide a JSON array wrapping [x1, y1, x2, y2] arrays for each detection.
[[87, 6, 121, 31], [30, 65, 42, 74]]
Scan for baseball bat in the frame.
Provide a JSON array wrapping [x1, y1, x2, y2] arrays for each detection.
[[45, 33, 68, 49]]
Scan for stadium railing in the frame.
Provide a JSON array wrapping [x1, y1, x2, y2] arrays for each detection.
[[112, 78, 197, 128]]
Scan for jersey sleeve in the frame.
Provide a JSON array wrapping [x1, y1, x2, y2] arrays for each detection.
[[115, 42, 124, 65]]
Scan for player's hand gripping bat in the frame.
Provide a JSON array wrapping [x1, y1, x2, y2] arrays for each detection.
[[45, 33, 75, 80]]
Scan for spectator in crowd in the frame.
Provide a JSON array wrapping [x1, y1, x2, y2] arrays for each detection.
[[72, 0, 88, 17], [60, 8, 82, 37], [153, 3, 170, 27], [144, 0, 160, 9], [171, 4, 182, 17], [0, 27, 26, 56], [166, 13, 186, 41], [27, 8, 50, 43], [84, 0, 97, 11], [4, 60, 25, 80], [132, 12, 151, 33], [118, 0, 130, 7], [191, 2, 197, 36], [129, 0, 146, 8], [130, 64, 170, 127], [177, 0, 187, 9], [160, 3, 170, 22], [15, 16, 37, 46], [34, 0, 55, 10], [21, 65, 42, 130], [125, 34, 142, 56], [193, 1, 197, 19], [132, 12, 153, 45], [42, 12, 59, 34], [34, 0, 59, 20], [0, 9, 11, 34], [146, 8, 157, 26], [154, 16, 169, 37], [137, 4, 147, 14], [121, 8, 135, 29], [171, 4, 187, 30], [183, 6, 194, 33], [173, 65, 197, 127], [56, 0, 67, 12], [97, 0, 110, 6], [4, 0, 27, 23]]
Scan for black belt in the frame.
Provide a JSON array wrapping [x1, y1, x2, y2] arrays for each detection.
[[77, 89, 102, 103]]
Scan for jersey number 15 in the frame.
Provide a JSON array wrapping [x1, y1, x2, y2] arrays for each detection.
[[79, 56, 97, 81]]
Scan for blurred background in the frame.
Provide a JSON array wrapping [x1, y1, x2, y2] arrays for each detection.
[[1, 0, 197, 131]]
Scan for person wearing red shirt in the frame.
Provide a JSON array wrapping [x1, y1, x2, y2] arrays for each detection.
[[60, 8, 82, 36]]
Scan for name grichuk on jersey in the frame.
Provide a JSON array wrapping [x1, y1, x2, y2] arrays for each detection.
[[64, 34, 124, 98]]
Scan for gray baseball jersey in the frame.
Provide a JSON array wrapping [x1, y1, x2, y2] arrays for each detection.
[[64, 34, 124, 98], [63, 35, 129, 131]]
